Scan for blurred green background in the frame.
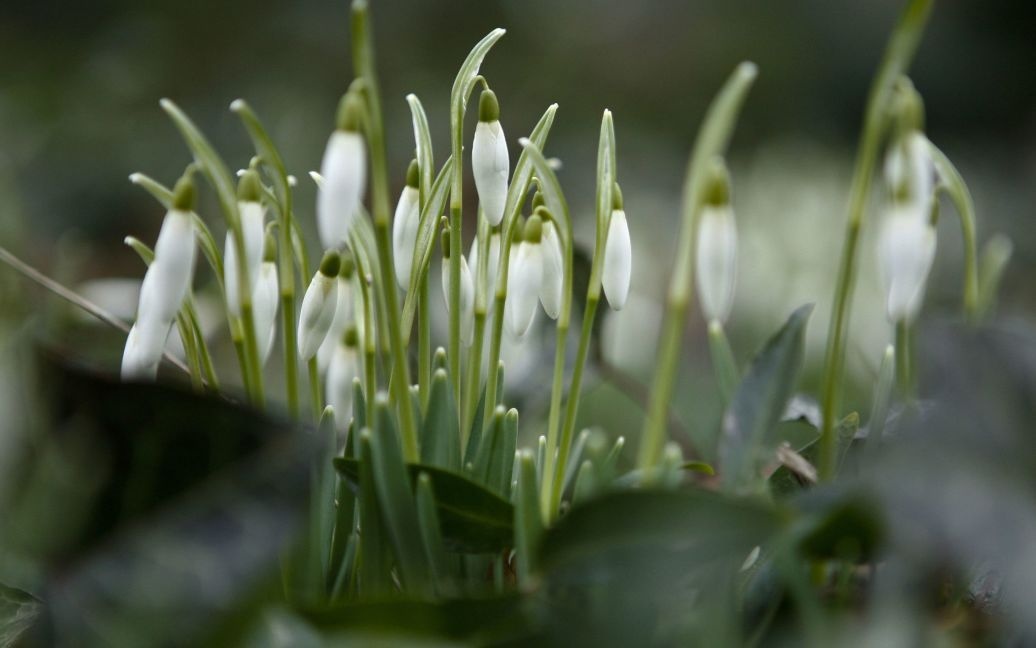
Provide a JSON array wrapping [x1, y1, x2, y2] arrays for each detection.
[[1, 0, 1034, 455]]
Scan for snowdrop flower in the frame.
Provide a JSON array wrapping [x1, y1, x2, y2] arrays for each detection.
[[121, 176, 198, 381], [326, 325, 359, 428], [252, 233, 280, 366], [884, 130, 934, 220], [223, 171, 266, 317], [695, 166, 738, 325], [298, 250, 341, 361], [505, 213, 544, 337], [602, 184, 631, 310], [317, 93, 366, 249], [441, 228, 475, 346], [392, 160, 420, 290], [468, 227, 502, 297], [318, 251, 356, 373], [536, 206, 564, 320], [472, 89, 508, 227], [878, 205, 936, 323]]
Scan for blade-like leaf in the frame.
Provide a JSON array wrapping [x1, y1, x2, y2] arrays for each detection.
[[719, 304, 813, 491], [406, 94, 434, 202], [421, 369, 461, 470]]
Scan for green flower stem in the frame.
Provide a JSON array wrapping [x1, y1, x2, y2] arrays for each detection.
[[707, 320, 739, 406], [352, 0, 419, 462], [187, 302, 220, 390], [927, 143, 979, 321], [231, 323, 253, 397], [308, 357, 322, 421], [638, 63, 757, 475], [418, 276, 431, 408], [894, 321, 913, 398], [817, 0, 932, 481], [463, 212, 492, 437], [176, 311, 203, 390], [281, 294, 300, 418], [547, 302, 592, 520]]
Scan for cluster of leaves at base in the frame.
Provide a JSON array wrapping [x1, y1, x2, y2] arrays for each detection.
[[5, 311, 1036, 646]]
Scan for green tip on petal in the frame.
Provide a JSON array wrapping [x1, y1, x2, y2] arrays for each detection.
[[336, 92, 363, 132], [406, 159, 419, 188], [531, 191, 545, 210], [524, 213, 543, 243], [343, 324, 359, 348], [171, 174, 196, 211], [319, 250, 342, 277], [533, 205, 553, 224], [703, 158, 731, 207], [340, 249, 356, 279], [478, 88, 500, 123], [441, 227, 451, 259], [262, 232, 277, 262], [892, 76, 925, 135], [611, 182, 624, 211], [511, 216, 525, 244], [237, 169, 262, 203]]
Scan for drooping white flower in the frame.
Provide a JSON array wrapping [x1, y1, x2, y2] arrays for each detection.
[[252, 235, 280, 366], [878, 205, 936, 323], [318, 253, 356, 374], [441, 240, 475, 347], [298, 251, 341, 361], [122, 176, 197, 381], [696, 203, 738, 325], [326, 326, 359, 427], [223, 174, 269, 316], [472, 89, 509, 227], [392, 160, 421, 291], [317, 94, 366, 249], [538, 210, 564, 320], [602, 185, 631, 311], [884, 131, 934, 219], [469, 228, 502, 298], [505, 215, 544, 337]]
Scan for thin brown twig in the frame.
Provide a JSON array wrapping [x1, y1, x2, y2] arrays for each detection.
[[0, 244, 194, 377]]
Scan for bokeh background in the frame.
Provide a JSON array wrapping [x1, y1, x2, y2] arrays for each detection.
[[1, 0, 1034, 457]]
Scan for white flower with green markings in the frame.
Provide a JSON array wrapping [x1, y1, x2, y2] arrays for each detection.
[[298, 250, 341, 361], [317, 94, 366, 250], [472, 89, 509, 227], [441, 228, 475, 346], [505, 213, 544, 337], [392, 160, 421, 291], [695, 165, 737, 325], [602, 184, 631, 311]]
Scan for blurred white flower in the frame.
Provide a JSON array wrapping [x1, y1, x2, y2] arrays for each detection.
[[602, 186, 631, 310], [392, 161, 421, 291], [472, 89, 509, 227], [298, 251, 341, 361], [317, 95, 366, 249]]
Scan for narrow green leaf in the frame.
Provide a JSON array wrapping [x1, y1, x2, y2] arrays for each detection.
[[471, 406, 505, 487], [927, 134, 979, 320], [421, 369, 461, 470], [415, 472, 451, 594], [976, 234, 1013, 320], [499, 104, 559, 245], [401, 157, 453, 338], [129, 172, 174, 208], [571, 461, 596, 507], [334, 459, 514, 553], [311, 407, 339, 588], [708, 320, 740, 407], [230, 99, 291, 202], [405, 94, 434, 201], [357, 430, 390, 596], [514, 450, 542, 586], [719, 304, 812, 491], [368, 397, 432, 594]]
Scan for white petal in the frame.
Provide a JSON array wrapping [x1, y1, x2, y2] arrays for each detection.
[[539, 221, 564, 319], [141, 209, 195, 324], [121, 318, 170, 381], [239, 200, 266, 282], [878, 207, 936, 322], [505, 242, 542, 337], [318, 277, 354, 373], [326, 344, 358, 427], [252, 261, 280, 366], [392, 186, 420, 290], [884, 131, 934, 216], [223, 231, 242, 318], [297, 272, 339, 360], [472, 121, 509, 226], [460, 256, 475, 346], [695, 205, 737, 324], [317, 131, 366, 249], [602, 209, 632, 311]]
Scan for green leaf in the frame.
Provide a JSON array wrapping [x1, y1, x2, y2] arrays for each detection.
[[401, 158, 453, 339], [421, 369, 461, 470], [160, 99, 239, 226], [926, 139, 979, 319], [230, 99, 291, 204], [792, 488, 885, 561], [513, 450, 542, 586], [416, 473, 451, 594], [406, 94, 434, 201], [334, 460, 514, 554], [357, 430, 391, 597], [367, 398, 432, 594], [0, 583, 40, 647], [719, 304, 812, 491]]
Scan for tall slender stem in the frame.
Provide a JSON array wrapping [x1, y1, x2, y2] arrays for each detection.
[[817, 0, 932, 480]]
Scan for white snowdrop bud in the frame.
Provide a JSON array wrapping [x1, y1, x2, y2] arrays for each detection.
[[884, 131, 934, 220], [878, 205, 937, 323], [298, 251, 341, 361], [392, 160, 421, 291], [317, 94, 366, 249], [237, 170, 266, 281], [536, 207, 564, 320], [505, 215, 544, 337], [252, 234, 280, 366], [318, 252, 357, 373], [440, 228, 475, 346], [472, 89, 509, 227], [602, 184, 631, 311], [326, 326, 359, 427], [695, 165, 737, 325]]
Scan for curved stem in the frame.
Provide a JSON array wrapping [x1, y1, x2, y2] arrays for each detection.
[[817, 0, 932, 480]]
